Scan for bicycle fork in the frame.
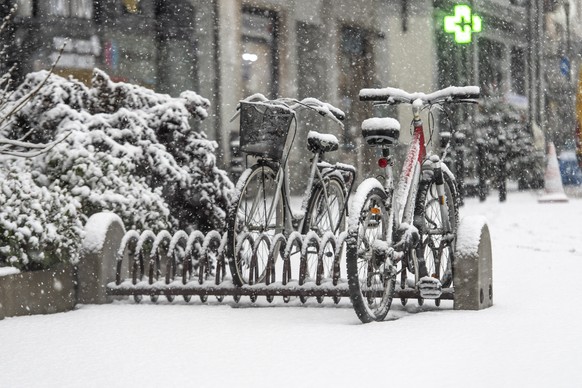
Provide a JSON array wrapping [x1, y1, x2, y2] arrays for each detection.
[[430, 155, 452, 235]]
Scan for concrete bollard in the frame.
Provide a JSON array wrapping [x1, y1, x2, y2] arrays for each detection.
[[454, 215, 493, 310], [77, 212, 125, 304]]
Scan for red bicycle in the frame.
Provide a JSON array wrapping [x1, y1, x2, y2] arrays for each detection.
[[346, 85, 479, 323]]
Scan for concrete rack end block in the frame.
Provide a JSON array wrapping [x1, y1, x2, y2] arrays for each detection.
[[454, 215, 493, 310], [77, 212, 126, 304]]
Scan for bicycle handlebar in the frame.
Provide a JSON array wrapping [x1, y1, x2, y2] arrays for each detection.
[[233, 93, 345, 125], [359, 86, 480, 105]]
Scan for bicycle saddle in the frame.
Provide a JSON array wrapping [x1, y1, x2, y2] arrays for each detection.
[[307, 130, 339, 153], [361, 117, 400, 147]]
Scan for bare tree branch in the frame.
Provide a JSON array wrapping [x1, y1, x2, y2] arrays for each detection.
[[0, 132, 71, 157], [0, 45, 66, 129]]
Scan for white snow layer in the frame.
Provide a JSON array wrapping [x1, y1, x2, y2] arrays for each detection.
[[82, 212, 125, 254], [0, 266, 20, 276], [307, 130, 339, 147], [361, 117, 401, 131], [359, 85, 480, 103], [0, 190, 581, 388], [456, 214, 488, 257]]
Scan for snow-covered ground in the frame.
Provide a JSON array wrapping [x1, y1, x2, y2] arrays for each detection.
[[1, 189, 581, 388]]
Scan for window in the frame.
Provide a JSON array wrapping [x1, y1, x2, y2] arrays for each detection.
[[337, 25, 377, 176], [478, 38, 505, 93], [16, 0, 33, 16], [71, 0, 92, 18], [338, 26, 374, 147], [297, 22, 326, 99], [47, 0, 92, 19], [241, 8, 278, 98], [511, 46, 526, 96], [47, 0, 69, 16], [154, 2, 197, 94], [122, 0, 141, 14]]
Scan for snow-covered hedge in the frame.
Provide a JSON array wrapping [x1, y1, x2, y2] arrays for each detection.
[[0, 69, 233, 270], [0, 163, 84, 270]]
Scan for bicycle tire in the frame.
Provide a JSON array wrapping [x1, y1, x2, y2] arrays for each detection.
[[302, 173, 347, 237], [346, 181, 395, 323], [227, 164, 284, 286], [303, 173, 347, 294], [413, 166, 459, 293], [299, 232, 319, 304]]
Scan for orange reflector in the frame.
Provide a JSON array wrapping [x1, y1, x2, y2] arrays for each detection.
[[439, 196, 445, 205], [370, 207, 381, 215]]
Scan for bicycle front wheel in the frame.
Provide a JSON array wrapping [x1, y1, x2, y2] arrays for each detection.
[[227, 164, 284, 286], [414, 167, 459, 292], [302, 173, 347, 281], [346, 180, 395, 323]]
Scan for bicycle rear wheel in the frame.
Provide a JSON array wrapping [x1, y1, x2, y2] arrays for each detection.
[[227, 164, 284, 286], [302, 173, 347, 237], [346, 181, 395, 323], [414, 167, 459, 297]]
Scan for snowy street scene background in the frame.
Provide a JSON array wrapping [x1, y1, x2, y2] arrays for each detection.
[[1, 190, 582, 387], [1, 1, 582, 387]]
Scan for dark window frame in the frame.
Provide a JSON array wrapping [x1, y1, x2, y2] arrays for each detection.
[[241, 6, 280, 98]]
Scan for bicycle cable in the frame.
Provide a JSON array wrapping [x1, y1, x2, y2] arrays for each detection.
[[427, 104, 436, 149], [439, 104, 456, 161], [281, 115, 298, 170]]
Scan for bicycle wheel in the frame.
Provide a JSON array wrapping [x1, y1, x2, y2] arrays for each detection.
[[227, 164, 284, 286], [302, 173, 347, 237], [414, 167, 459, 297], [346, 181, 395, 323]]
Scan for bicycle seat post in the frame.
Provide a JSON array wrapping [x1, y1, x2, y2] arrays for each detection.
[[379, 147, 394, 191]]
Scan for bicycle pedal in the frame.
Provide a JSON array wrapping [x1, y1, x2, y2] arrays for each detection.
[[417, 276, 442, 299]]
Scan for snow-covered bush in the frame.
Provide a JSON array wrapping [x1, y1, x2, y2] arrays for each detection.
[[0, 69, 233, 270], [462, 92, 544, 189], [0, 162, 84, 270]]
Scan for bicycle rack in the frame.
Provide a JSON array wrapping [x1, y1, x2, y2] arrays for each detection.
[[106, 228, 460, 304]]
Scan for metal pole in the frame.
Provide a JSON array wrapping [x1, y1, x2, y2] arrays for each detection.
[[536, 0, 545, 136], [527, 0, 544, 136]]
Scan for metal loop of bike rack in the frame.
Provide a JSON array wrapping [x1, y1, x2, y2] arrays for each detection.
[[107, 229, 352, 304]]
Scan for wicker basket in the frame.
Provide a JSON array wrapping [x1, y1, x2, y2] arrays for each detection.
[[239, 102, 294, 161]]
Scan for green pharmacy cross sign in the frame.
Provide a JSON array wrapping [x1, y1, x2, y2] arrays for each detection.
[[444, 4, 482, 44]]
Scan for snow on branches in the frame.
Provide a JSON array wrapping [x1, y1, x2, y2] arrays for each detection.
[[0, 69, 233, 270]]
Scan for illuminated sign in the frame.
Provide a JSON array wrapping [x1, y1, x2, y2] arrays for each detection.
[[444, 4, 482, 44]]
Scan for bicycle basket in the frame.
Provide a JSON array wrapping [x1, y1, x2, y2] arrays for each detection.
[[239, 101, 294, 161]]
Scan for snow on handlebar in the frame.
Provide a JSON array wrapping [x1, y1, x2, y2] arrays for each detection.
[[359, 86, 480, 105], [231, 95, 345, 125]]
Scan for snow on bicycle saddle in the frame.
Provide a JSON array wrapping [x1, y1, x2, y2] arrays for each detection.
[[307, 130, 339, 153], [361, 117, 400, 147]]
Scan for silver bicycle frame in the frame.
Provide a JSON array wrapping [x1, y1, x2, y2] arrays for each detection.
[[264, 151, 323, 235]]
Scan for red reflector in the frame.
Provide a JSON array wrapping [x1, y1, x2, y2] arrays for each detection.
[[378, 158, 389, 168]]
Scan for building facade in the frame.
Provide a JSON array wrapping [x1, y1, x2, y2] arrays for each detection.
[[2, 0, 580, 183]]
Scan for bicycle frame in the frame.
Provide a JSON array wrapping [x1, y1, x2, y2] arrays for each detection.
[[254, 149, 351, 236], [378, 100, 452, 249]]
